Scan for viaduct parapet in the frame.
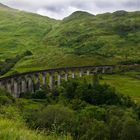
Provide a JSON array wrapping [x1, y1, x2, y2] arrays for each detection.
[[0, 65, 114, 97]]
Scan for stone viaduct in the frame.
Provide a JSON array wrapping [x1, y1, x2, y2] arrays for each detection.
[[0, 65, 115, 98]]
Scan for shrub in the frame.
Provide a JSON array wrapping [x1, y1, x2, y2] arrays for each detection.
[[76, 119, 109, 140], [62, 80, 122, 106], [119, 118, 140, 140], [29, 104, 76, 134], [80, 106, 106, 121], [0, 96, 13, 105], [32, 90, 47, 99], [24, 50, 33, 56], [0, 90, 14, 105]]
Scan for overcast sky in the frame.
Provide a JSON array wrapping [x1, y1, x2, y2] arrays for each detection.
[[0, 0, 140, 19]]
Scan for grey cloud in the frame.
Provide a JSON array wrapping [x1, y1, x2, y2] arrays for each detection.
[[123, 0, 140, 8], [94, 0, 115, 8], [0, 0, 140, 19]]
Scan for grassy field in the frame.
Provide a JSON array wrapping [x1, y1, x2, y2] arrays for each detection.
[[100, 72, 140, 103]]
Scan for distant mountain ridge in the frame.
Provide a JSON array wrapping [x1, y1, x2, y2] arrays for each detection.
[[0, 3, 11, 9]]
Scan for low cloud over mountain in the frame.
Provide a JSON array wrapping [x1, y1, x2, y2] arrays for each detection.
[[1, 0, 140, 19]]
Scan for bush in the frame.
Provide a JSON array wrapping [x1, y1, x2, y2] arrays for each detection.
[[61, 79, 124, 106], [29, 104, 76, 134], [21, 90, 47, 99], [0, 96, 13, 105], [0, 106, 23, 121], [32, 90, 47, 99], [24, 50, 33, 56], [0, 90, 14, 105], [76, 119, 109, 140], [0, 50, 33, 75], [80, 106, 106, 121], [119, 118, 140, 140]]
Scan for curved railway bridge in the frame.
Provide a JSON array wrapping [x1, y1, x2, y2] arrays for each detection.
[[0, 65, 115, 97]]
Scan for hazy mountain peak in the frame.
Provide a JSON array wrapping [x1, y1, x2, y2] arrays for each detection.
[[70, 11, 93, 18], [0, 3, 10, 9], [63, 11, 93, 22]]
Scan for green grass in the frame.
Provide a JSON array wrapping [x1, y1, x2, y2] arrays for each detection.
[[0, 119, 72, 140], [100, 72, 140, 103]]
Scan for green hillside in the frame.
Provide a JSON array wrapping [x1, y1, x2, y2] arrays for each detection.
[[0, 4, 58, 60], [47, 11, 140, 59], [0, 4, 140, 75]]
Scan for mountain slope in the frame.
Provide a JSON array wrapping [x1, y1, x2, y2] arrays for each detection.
[[0, 3, 10, 9], [46, 11, 140, 58], [0, 5, 140, 75], [0, 4, 58, 60]]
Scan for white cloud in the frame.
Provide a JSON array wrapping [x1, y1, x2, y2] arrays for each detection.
[[0, 0, 140, 19]]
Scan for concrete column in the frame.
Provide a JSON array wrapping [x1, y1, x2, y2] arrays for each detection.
[[0, 81, 4, 90], [64, 72, 68, 81], [21, 79, 27, 93], [0, 81, 2, 89], [72, 71, 75, 79], [87, 70, 90, 76], [102, 67, 106, 73], [35, 74, 40, 90], [13, 79, 19, 98], [79, 70, 83, 77], [10, 78, 14, 95], [49, 73, 54, 89], [28, 77, 34, 92], [18, 81, 22, 96], [42, 72, 47, 87], [110, 67, 113, 74], [6, 81, 12, 94], [94, 67, 98, 74], [57, 73, 61, 86]]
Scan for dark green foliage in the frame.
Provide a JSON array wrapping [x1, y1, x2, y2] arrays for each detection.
[[61, 79, 128, 106], [31, 90, 47, 99], [0, 90, 14, 105], [80, 106, 106, 121], [108, 116, 122, 140], [29, 105, 76, 134], [74, 40, 105, 55], [118, 59, 140, 65], [76, 119, 109, 140], [0, 96, 13, 105], [119, 118, 140, 140], [23, 50, 33, 56], [134, 105, 140, 120], [69, 99, 87, 111], [20, 89, 47, 99], [0, 51, 33, 75]]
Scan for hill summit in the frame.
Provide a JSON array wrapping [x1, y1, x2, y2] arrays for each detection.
[[0, 3, 10, 9], [63, 11, 93, 21]]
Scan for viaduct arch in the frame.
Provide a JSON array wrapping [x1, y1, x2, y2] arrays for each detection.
[[0, 65, 115, 97]]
